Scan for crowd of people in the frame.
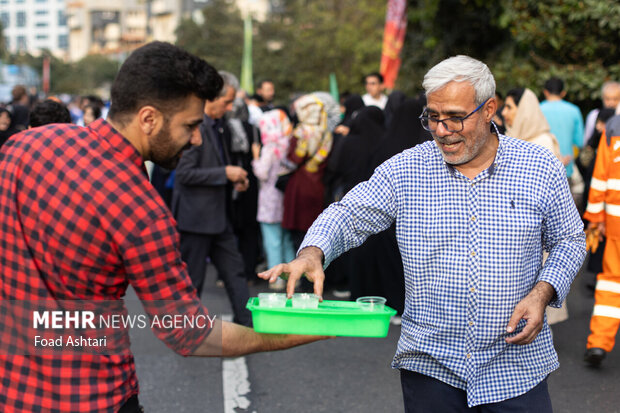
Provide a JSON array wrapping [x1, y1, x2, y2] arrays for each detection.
[[1, 42, 620, 410]]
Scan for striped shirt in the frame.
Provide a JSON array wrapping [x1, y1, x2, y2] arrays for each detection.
[[301, 133, 586, 406]]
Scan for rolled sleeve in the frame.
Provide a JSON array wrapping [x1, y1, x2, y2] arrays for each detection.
[[539, 162, 586, 307]]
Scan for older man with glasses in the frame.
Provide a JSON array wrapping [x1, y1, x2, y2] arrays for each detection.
[[259, 55, 586, 412]]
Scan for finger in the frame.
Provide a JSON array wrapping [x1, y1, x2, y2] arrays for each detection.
[[313, 274, 324, 301], [505, 322, 533, 344], [286, 275, 301, 298], [258, 264, 286, 281], [505, 306, 524, 334]]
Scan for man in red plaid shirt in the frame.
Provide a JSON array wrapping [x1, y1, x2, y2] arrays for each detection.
[[0, 42, 324, 413]]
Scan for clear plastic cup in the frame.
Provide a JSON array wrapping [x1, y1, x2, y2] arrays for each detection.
[[291, 293, 319, 309], [356, 296, 386, 311], [258, 293, 287, 308]]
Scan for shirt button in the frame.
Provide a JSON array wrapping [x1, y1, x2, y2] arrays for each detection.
[[470, 251, 476, 257], [469, 321, 474, 326], [470, 288, 476, 293], [466, 353, 472, 359], [470, 216, 476, 222]]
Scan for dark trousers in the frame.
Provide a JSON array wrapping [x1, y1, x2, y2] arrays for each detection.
[[118, 395, 143, 413], [400, 370, 552, 413], [179, 223, 251, 326]]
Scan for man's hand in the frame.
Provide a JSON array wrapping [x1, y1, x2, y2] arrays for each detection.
[[258, 246, 325, 298], [234, 179, 249, 192], [225, 165, 248, 183], [505, 281, 555, 345]]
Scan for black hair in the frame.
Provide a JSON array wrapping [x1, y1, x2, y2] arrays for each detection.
[[107, 41, 223, 124], [544, 77, 565, 95], [364, 72, 384, 84], [29, 100, 72, 127], [249, 94, 265, 103], [84, 103, 102, 120], [506, 88, 525, 106]]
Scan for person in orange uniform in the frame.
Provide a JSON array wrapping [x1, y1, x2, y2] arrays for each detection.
[[583, 113, 620, 367]]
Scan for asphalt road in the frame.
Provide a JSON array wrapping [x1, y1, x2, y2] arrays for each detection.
[[127, 263, 620, 413]]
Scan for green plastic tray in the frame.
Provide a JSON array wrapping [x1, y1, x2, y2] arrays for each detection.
[[246, 297, 396, 337]]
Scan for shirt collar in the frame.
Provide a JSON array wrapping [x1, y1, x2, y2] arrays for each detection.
[[88, 118, 146, 173], [442, 122, 506, 180]]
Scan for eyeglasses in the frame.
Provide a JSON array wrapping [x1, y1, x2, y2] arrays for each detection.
[[419, 99, 489, 133]]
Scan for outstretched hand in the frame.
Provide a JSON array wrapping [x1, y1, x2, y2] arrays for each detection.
[[257, 246, 325, 298], [505, 281, 555, 345]]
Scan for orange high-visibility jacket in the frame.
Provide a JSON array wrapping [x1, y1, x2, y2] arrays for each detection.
[[584, 115, 620, 239]]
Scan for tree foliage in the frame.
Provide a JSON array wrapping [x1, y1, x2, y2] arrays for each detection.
[[176, 0, 385, 104], [176, 0, 244, 74]]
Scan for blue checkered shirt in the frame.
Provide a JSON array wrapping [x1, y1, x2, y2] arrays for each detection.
[[300, 133, 586, 406]]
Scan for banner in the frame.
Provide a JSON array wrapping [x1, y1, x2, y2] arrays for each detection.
[[42, 56, 50, 95], [329, 72, 339, 104], [240, 16, 254, 95], [380, 0, 407, 89]]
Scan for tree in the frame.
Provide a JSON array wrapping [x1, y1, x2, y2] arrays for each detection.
[[497, 0, 620, 106], [255, 0, 386, 101], [175, 0, 244, 75]]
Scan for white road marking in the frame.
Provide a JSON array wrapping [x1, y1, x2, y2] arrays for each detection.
[[221, 314, 254, 412]]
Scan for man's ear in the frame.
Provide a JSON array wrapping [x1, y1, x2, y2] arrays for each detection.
[[136, 105, 162, 136], [485, 97, 498, 122]]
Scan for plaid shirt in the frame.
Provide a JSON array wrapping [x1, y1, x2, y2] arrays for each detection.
[[301, 133, 586, 406], [0, 119, 210, 412]]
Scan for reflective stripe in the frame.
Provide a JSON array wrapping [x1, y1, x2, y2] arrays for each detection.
[[607, 203, 620, 217], [590, 177, 607, 192], [608, 179, 620, 191], [596, 280, 620, 294], [593, 305, 620, 319], [586, 202, 605, 214]]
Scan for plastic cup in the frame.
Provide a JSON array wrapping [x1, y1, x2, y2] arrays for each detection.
[[292, 293, 319, 309], [356, 296, 386, 311], [258, 293, 287, 308]]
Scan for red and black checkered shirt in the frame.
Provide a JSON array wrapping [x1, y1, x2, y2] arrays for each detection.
[[0, 119, 210, 412]]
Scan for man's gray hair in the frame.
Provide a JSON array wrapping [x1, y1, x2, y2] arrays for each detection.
[[422, 55, 495, 105], [602, 81, 620, 95], [218, 71, 239, 97]]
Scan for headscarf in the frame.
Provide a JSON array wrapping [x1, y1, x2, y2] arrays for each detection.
[[506, 88, 551, 142], [383, 91, 407, 128], [0, 108, 19, 146], [258, 109, 292, 160], [292, 93, 334, 173], [341, 94, 365, 127], [333, 106, 386, 192], [372, 97, 431, 169], [226, 97, 250, 153], [506, 88, 560, 157]]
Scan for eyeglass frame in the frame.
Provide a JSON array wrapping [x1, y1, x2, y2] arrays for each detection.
[[419, 98, 490, 133]]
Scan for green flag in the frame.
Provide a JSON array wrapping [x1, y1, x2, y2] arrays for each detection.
[[241, 16, 254, 95], [329, 72, 339, 104]]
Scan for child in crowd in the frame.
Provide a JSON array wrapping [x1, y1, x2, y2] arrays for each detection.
[[252, 109, 296, 290]]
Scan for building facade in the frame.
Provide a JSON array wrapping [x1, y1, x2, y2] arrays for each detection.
[[0, 0, 69, 58]]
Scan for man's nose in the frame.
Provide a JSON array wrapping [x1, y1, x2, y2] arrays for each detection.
[[190, 128, 202, 146], [434, 120, 452, 137]]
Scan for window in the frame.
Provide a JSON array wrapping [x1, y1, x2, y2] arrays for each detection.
[[58, 10, 67, 26], [0, 12, 9, 26], [36, 34, 48, 40], [16, 11, 26, 27], [58, 34, 68, 49], [36, 10, 49, 15], [16, 36, 27, 51], [36, 22, 49, 27], [35, 0, 48, 3]]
